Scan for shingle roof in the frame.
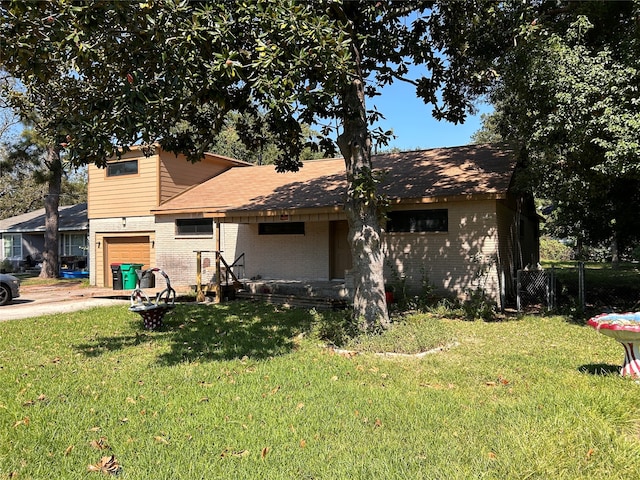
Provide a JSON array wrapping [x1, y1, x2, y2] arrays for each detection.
[[0, 203, 88, 233], [153, 144, 516, 216]]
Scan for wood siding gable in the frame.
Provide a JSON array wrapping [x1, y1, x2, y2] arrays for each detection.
[[88, 148, 247, 220]]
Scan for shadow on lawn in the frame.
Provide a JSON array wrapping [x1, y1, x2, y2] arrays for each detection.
[[75, 301, 315, 365], [578, 363, 621, 376]]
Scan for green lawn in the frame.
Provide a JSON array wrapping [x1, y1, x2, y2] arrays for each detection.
[[1, 302, 640, 479]]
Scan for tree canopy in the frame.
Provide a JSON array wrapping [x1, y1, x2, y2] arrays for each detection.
[[1, 127, 87, 220], [484, 1, 640, 259], [1, 1, 520, 327]]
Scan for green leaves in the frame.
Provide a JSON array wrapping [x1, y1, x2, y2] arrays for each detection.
[[489, 1, 640, 251]]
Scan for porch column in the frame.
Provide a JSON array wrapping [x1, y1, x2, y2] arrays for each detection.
[[215, 220, 222, 304]]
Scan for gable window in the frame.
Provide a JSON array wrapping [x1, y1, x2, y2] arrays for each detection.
[[106, 160, 138, 177], [61, 233, 87, 257], [386, 209, 448, 233], [2, 233, 22, 259], [176, 218, 213, 236], [259, 222, 305, 235]]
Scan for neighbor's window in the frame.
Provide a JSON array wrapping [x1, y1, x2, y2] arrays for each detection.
[[386, 209, 448, 233], [61, 234, 87, 256], [106, 160, 138, 177], [259, 222, 305, 235], [2, 233, 22, 259], [176, 218, 214, 236]]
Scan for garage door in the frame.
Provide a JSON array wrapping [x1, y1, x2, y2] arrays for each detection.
[[104, 236, 151, 287]]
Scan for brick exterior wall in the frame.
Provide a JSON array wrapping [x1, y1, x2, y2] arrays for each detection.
[[91, 199, 536, 310], [89, 216, 156, 287], [153, 215, 238, 287], [153, 218, 331, 286], [233, 222, 330, 280], [383, 200, 501, 302]]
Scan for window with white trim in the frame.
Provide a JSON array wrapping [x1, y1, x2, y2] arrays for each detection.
[[2, 233, 22, 259], [61, 233, 87, 256]]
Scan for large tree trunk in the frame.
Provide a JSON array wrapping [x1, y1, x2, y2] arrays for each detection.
[[337, 75, 389, 331], [39, 145, 62, 279]]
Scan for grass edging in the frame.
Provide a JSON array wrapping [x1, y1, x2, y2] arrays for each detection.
[[329, 341, 460, 358]]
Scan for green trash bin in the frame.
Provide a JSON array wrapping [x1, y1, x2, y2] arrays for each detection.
[[121, 263, 144, 289]]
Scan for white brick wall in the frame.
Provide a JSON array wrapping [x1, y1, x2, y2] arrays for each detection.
[[91, 200, 513, 305], [233, 222, 330, 280], [383, 200, 501, 302], [153, 215, 239, 287]]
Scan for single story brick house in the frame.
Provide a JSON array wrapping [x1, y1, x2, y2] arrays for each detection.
[[138, 144, 539, 308]]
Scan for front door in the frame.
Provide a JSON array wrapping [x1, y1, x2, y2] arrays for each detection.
[[330, 220, 352, 280]]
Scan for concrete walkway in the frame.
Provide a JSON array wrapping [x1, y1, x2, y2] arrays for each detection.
[[0, 283, 190, 322]]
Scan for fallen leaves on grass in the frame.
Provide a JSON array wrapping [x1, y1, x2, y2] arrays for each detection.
[[220, 448, 250, 458], [87, 455, 121, 475], [419, 383, 456, 390], [89, 437, 110, 450], [486, 376, 511, 387], [261, 447, 270, 460], [270, 385, 281, 395], [13, 417, 29, 428], [22, 394, 48, 407]]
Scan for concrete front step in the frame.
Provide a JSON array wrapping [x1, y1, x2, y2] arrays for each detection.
[[236, 291, 349, 310]]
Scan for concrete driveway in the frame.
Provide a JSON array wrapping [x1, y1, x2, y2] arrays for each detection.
[[1, 283, 130, 322]]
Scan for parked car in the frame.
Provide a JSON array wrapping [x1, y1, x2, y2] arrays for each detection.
[[0, 273, 20, 306]]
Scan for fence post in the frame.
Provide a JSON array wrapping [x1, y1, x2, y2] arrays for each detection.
[[516, 269, 522, 312], [578, 262, 585, 312], [549, 266, 556, 310], [500, 269, 506, 313]]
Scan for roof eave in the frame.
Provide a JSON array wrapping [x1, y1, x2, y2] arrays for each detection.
[[152, 192, 509, 219]]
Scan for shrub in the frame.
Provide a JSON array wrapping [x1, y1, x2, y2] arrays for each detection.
[[462, 288, 497, 321], [0, 259, 14, 273], [427, 297, 465, 319], [540, 236, 573, 261], [309, 308, 359, 346]]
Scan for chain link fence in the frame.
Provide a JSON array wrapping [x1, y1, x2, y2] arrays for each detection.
[[519, 263, 640, 316], [516, 269, 556, 311]]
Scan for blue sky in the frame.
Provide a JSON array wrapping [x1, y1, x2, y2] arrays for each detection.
[[370, 78, 493, 152]]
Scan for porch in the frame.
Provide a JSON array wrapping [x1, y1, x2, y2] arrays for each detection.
[[234, 279, 352, 310]]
